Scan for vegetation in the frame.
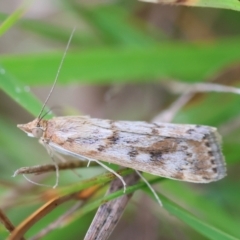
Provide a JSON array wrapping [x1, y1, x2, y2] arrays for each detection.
[[0, 0, 240, 239]]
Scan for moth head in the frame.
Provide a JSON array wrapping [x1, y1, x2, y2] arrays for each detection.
[[17, 118, 45, 138]]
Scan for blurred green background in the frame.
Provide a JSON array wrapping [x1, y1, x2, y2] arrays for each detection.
[[0, 0, 240, 239]]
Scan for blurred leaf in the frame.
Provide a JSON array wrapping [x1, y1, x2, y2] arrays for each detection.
[[140, 0, 240, 11], [67, 177, 239, 240], [144, 189, 239, 240], [0, 0, 33, 36], [64, 2, 158, 46], [174, 92, 240, 126], [0, 13, 98, 47], [1, 1, 240, 239], [0, 65, 44, 116], [1, 39, 240, 85], [159, 181, 240, 238]]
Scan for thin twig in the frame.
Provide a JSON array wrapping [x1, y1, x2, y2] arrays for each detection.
[[84, 172, 140, 240], [84, 88, 192, 239], [30, 202, 82, 240], [0, 208, 26, 240], [8, 193, 78, 240], [13, 161, 97, 176], [8, 171, 115, 240], [164, 81, 240, 95], [154, 82, 240, 123], [152, 91, 194, 123], [13, 81, 240, 240]]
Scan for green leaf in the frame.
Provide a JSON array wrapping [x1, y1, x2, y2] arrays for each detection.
[[142, 0, 240, 11], [0, 0, 33, 36], [1, 39, 240, 85], [159, 181, 240, 238], [64, 2, 158, 46], [59, 176, 239, 240], [0, 65, 46, 116], [144, 189, 239, 240], [187, 0, 240, 11]]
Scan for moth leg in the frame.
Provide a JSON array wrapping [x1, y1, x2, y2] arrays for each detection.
[[50, 155, 59, 189], [135, 170, 162, 207], [13, 167, 53, 188], [43, 143, 59, 189], [52, 151, 82, 178], [97, 160, 126, 193], [12, 145, 59, 188], [83, 156, 126, 193], [87, 160, 91, 167], [22, 174, 52, 188], [47, 142, 126, 191]]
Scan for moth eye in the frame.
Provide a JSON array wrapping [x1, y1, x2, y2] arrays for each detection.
[[32, 127, 44, 138]]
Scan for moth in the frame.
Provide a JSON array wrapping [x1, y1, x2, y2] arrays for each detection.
[[16, 28, 226, 191], [17, 116, 226, 186]]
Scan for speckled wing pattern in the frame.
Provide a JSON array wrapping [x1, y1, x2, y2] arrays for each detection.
[[41, 116, 226, 183]]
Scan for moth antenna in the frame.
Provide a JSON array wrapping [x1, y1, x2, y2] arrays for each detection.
[[135, 170, 162, 207], [38, 108, 54, 122], [37, 27, 76, 120]]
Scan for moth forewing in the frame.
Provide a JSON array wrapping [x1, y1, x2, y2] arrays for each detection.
[[17, 116, 226, 183]]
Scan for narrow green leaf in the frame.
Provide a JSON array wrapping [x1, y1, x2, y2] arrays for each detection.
[[0, 0, 33, 36], [0, 64, 45, 116], [1, 40, 240, 85], [58, 176, 239, 240], [0, 12, 98, 47], [65, 177, 163, 222], [64, 2, 157, 46], [144, 190, 239, 240], [141, 0, 240, 11], [159, 181, 240, 238]]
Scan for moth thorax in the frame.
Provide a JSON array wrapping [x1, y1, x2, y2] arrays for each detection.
[[32, 127, 44, 138]]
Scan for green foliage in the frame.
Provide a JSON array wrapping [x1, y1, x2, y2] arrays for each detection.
[[189, 0, 240, 11], [0, 1, 240, 239]]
